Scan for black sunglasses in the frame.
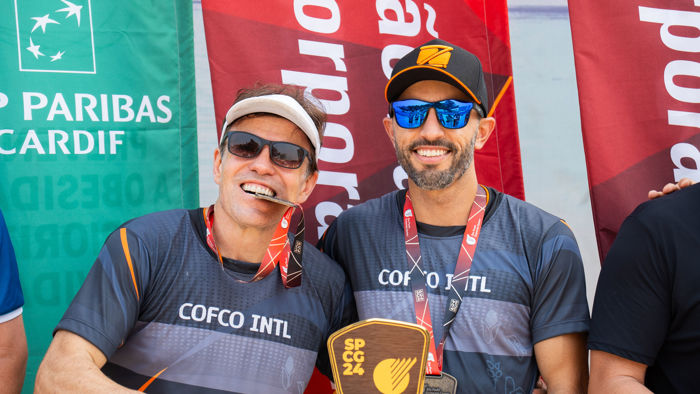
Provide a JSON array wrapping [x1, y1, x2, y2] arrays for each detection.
[[224, 131, 311, 169]]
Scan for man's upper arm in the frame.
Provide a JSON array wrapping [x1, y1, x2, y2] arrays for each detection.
[[588, 214, 668, 365], [531, 221, 590, 343], [534, 332, 587, 393], [55, 227, 148, 359], [589, 350, 650, 394]]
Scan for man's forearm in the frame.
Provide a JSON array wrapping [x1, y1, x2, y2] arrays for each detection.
[[35, 331, 137, 394], [0, 315, 27, 394]]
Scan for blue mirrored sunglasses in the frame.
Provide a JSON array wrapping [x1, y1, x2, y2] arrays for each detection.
[[390, 99, 481, 129]]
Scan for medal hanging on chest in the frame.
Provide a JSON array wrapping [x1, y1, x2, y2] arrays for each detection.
[[203, 203, 304, 288], [403, 185, 488, 380]]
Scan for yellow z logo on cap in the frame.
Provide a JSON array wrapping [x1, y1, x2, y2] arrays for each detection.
[[416, 45, 453, 68]]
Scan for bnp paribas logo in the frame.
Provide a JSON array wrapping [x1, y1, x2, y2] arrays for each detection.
[[14, 0, 95, 74]]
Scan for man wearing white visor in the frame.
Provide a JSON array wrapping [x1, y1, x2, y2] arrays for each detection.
[[36, 84, 353, 393]]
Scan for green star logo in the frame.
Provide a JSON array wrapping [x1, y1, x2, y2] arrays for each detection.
[[15, 0, 95, 73]]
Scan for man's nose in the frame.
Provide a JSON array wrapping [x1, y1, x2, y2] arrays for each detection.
[[419, 108, 447, 140]]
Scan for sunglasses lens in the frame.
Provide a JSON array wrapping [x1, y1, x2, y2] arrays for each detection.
[[392, 99, 474, 129], [392, 100, 431, 129], [228, 132, 262, 158], [435, 100, 473, 129], [271, 143, 306, 169]]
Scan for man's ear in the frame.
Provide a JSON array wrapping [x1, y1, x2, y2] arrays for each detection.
[[383, 116, 395, 144], [475, 117, 496, 150], [213, 148, 223, 186]]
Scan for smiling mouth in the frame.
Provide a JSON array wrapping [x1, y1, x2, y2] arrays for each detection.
[[241, 183, 276, 197], [415, 147, 449, 158]]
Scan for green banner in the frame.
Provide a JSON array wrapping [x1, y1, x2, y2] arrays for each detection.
[[0, 0, 198, 390]]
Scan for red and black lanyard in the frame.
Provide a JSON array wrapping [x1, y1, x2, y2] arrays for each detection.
[[203, 204, 305, 288], [403, 185, 488, 375]]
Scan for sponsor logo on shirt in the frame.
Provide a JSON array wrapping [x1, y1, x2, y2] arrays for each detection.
[[377, 269, 492, 293]]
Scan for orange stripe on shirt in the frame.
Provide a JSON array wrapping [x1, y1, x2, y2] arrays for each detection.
[[138, 367, 167, 392], [119, 228, 140, 301]]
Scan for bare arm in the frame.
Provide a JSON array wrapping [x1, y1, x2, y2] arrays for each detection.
[[0, 314, 27, 394], [534, 333, 588, 394], [588, 350, 650, 394], [35, 330, 138, 393]]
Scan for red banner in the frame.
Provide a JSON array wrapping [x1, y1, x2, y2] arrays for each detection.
[[569, 0, 700, 260], [202, 0, 523, 252]]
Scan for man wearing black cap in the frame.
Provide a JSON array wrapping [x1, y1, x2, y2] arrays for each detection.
[[36, 84, 353, 393], [320, 39, 589, 393]]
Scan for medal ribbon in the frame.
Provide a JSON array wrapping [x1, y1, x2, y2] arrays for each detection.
[[403, 185, 487, 375], [204, 204, 305, 288]]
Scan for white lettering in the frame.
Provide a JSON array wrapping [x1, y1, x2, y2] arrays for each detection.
[[191, 304, 206, 322], [377, 0, 421, 36], [23, 92, 47, 121], [317, 171, 360, 199], [664, 60, 700, 102], [315, 201, 343, 239], [156, 95, 172, 123], [75, 93, 99, 121], [48, 130, 70, 154], [109, 130, 124, 154], [671, 142, 700, 181], [381, 44, 413, 79], [19, 129, 44, 154], [319, 123, 354, 163], [378, 269, 390, 285], [639, 7, 700, 52], [47, 93, 74, 121], [136, 96, 156, 123], [0, 130, 16, 154], [73, 130, 93, 154], [298, 39, 347, 71], [293, 0, 340, 34], [113, 95, 134, 122], [281, 71, 349, 115], [426, 272, 439, 289], [179, 303, 193, 320]]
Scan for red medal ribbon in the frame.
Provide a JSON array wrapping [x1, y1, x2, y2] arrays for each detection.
[[403, 185, 488, 374], [203, 204, 303, 288]]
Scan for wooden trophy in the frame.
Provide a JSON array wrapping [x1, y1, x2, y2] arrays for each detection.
[[328, 319, 429, 394]]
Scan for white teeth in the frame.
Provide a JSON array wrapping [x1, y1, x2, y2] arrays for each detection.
[[416, 148, 447, 157], [242, 184, 275, 197]]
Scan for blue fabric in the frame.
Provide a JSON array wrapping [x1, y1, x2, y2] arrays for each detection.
[[0, 210, 24, 318]]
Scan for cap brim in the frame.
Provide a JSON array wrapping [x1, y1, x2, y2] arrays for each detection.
[[385, 66, 484, 115], [221, 95, 320, 160]]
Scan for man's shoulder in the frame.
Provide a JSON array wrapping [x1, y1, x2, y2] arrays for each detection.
[[119, 208, 195, 237], [336, 190, 399, 223], [631, 182, 700, 224], [490, 189, 565, 232], [302, 240, 346, 285]]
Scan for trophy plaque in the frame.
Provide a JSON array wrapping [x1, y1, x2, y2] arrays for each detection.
[[328, 319, 429, 394]]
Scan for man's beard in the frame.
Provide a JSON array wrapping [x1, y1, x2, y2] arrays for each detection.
[[394, 133, 477, 191]]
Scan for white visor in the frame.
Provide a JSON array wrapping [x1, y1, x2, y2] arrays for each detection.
[[220, 94, 321, 161]]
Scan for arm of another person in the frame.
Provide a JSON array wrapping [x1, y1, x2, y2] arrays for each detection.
[[648, 177, 695, 199], [36, 330, 138, 393], [589, 350, 650, 394], [534, 332, 588, 393], [0, 314, 27, 394]]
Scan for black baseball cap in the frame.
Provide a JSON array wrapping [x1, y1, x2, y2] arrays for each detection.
[[385, 38, 488, 117]]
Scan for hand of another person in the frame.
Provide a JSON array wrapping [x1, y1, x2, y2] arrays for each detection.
[[648, 177, 695, 199]]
